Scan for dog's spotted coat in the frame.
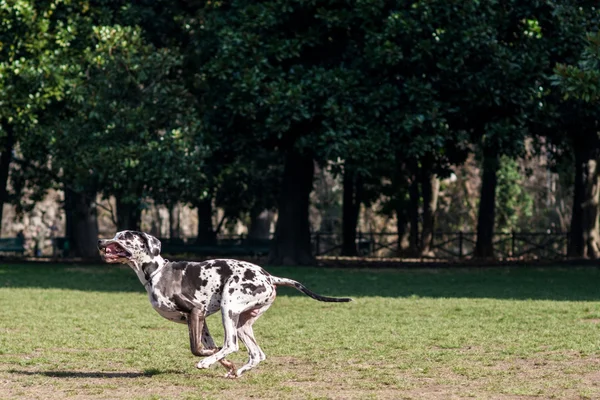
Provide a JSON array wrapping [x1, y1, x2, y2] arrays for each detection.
[[98, 230, 352, 378]]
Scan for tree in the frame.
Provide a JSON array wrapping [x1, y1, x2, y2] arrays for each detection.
[[523, 3, 600, 259], [18, 7, 204, 255], [553, 29, 600, 258], [195, 0, 388, 265], [0, 0, 67, 235], [466, 6, 550, 258], [361, 0, 496, 256]]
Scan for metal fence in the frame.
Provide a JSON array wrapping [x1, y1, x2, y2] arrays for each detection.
[[150, 231, 569, 260], [312, 231, 570, 260]]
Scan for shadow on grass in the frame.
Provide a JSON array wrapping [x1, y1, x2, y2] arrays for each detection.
[[9, 369, 164, 378], [1, 263, 600, 301]]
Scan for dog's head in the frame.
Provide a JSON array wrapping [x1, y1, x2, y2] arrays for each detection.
[[98, 231, 162, 265]]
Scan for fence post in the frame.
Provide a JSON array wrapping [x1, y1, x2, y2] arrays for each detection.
[[459, 231, 463, 258]]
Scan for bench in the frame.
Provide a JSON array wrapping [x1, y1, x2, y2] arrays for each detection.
[[0, 237, 25, 255], [53, 237, 70, 257]]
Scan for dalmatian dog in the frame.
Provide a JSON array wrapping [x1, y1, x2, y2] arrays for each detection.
[[97, 230, 352, 378]]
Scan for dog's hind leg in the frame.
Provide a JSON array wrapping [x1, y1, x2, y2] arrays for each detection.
[[188, 307, 236, 374], [235, 303, 272, 377]]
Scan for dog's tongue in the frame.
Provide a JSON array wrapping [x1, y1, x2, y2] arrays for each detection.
[[105, 243, 122, 254]]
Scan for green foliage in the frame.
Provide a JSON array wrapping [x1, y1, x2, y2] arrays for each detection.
[[495, 156, 534, 233], [16, 5, 205, 213], [3, 0, 600, 235], [62, 23, 202, 206], [0, 0, 68, 129], [554, 32, 600, 102]]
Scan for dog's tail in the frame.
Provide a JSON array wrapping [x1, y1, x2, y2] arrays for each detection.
[[271, 277, 353, 303]]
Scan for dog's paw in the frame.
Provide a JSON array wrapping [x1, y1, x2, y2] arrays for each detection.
[[196, 361, 211, 369], [224, 370, 238, 379]]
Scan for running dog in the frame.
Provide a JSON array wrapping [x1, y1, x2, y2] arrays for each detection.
[[97, 230, 352, 378]]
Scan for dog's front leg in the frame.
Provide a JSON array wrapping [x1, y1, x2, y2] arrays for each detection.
[[196, 306, 240, 378], [188, 307, 236, 375], [188, 308, 216, 357]]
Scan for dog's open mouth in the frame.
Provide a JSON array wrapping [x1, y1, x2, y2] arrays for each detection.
[[101, 242, 131, 262]]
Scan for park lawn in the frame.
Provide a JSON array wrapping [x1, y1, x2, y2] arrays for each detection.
[[1, 264, 600, 399]]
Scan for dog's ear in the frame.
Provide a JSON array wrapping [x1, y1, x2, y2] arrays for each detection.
[[142, 232, 162, 257]]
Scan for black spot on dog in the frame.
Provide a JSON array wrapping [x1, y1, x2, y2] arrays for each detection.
[[213, 260, 233, 288], [180, 263, 205, 299], [228, 287, 235, 295], [241, 283, 268, 295], [243, 270, 255, 281], [172, 294, 194, 312], [255, 285, 267, 294], [147, 236, 161, 257], [233, 276, 240, 283], [142, 261, 159, 282], [241, 283, 256, 291]]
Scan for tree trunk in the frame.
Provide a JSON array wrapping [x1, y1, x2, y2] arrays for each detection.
[[116, 196, 142, 231], [0, 123, 15, 237], [168, 203, 180, 239], [569, 151, 585, 257], [149, 205, 163, 237], [268, 148, 315, 266], [420, 164, 440, 256], [396, 206, 410, 256], [407, 160, 420, 257], [474, 149, 500, 258], [248, 208, 274, 241], [64, 188, 99, 258], [569, 145, 600, 258], [341, 166, 362, 256], [196, 197, 216, 245], [582, 158, 600, 258], [392, 157, 411, 256]]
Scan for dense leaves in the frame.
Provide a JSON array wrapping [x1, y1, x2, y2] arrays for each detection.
[[4, 1, 600, 261], [555, 32, 600, 101]]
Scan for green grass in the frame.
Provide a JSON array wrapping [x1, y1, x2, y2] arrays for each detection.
[[2, 264, 600, 399]]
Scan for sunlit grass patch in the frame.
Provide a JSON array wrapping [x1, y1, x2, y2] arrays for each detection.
[[1, 264, 600, 399]]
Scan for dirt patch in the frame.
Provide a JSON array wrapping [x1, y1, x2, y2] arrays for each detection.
[[50, 347, 131, 354], [0, 380, 194, 400], [3, 351, 600, 400], [580, 318, 600, 324], [400, 385, 535, 400]]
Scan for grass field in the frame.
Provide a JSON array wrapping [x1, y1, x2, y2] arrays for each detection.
[[2, 263, 600, 399]]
